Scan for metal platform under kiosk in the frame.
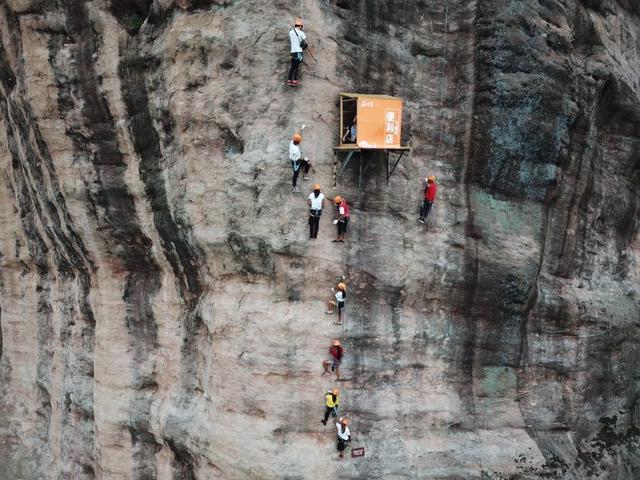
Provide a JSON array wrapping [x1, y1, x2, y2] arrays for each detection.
[[333, 145, 411, 187]]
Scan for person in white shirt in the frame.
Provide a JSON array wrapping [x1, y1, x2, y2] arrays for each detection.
[[287, 18, 307, 86], [342, 116, 357, 143], [335, 417, 351, 458], [325, 282, 346, 325], [289, 133, 304, 192], [308, 184, 325, 238]]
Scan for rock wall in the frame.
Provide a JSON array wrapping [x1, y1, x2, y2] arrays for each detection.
[[0, 0, 638, 478]]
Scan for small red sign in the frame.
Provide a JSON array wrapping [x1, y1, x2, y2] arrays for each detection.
[[351, 447, 365, 458]]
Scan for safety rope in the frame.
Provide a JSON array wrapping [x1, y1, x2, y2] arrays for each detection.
[[434, 4, 449, 164]]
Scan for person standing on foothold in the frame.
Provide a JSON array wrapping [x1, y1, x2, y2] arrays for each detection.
[[325, 282, 347, 325], [289, 133, 305, 192], [342, 116, 357, 144], [336, 417, 351, 458], [308, 183, 325, 238], [287, 18, 307, 86], [417, 175, 437, 223], [321, 388, 340, 425], [332, 196, 350, 242], [322, 339, 345, 381]]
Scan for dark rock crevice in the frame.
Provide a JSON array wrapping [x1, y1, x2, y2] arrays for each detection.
[[118, 21, 209, 403], [0, 3, 97, 476], [49, 0, 163, 476]]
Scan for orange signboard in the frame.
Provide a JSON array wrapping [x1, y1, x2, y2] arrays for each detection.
[[356, 96, 403, 149]]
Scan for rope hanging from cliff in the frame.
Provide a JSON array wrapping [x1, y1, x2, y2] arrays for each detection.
[[434, 5, 449, 164]]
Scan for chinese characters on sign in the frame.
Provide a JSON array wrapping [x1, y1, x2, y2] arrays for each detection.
[[351, 447, 365, 458], [385, 110, 400, 145], [354, 96, 403, 148]]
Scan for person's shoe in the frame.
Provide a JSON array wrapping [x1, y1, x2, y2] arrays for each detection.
[[292, 80, 301, 85], [417, 218, 425, 223], [303, 175, 310, 180], [287, 80, 294, 86], [321, 420, 327, 425], [325, 310, 334, 315], [292, 187, 301, 192]]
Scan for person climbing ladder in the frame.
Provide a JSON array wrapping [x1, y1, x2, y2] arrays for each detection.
[[308, 184, 325, 238], [321, 388, 340, 425], [417, 175, 437, 223], [332, 196, 350, 242], [325, 282, 346, 325], [335, 417, 351, 458], [287, 18, 307, 86], [322, 339, 345, 381]]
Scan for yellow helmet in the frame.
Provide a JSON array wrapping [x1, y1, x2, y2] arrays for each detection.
[[292, 133, 302, 143], [334, 195, 342, 205], [337, 283, 346, 290]]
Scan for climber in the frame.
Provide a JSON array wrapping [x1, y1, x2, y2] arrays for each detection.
[[308, 184, 325, 239], [417, 175, 437, 223], [321, 388, 340, 425], [325, 282, 346, 325], [322, 339, 345, 381], [336, 417, 351, 458], [332, 196, 350, 242], [301, 157, 314, 180], [287, 18, 307, 86], [342, 116, 357, 144], [289, 132, 307, 192]]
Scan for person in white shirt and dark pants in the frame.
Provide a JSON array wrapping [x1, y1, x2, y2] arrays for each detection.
[[289, 133, 305, 192], [287, 18, 307, 86], [308, 184, 325, 238], [336, 417, 351, 458]]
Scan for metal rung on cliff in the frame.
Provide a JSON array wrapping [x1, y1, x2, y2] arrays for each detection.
[[333, 93, 410, 187]]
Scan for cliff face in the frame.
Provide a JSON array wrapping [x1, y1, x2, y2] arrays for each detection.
[[0, 0, 638, 479]]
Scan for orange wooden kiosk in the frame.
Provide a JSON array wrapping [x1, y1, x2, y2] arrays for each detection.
[[333, 93, 410, 186]]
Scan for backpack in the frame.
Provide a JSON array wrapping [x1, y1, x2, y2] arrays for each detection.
[[292, 28, 308, 50]]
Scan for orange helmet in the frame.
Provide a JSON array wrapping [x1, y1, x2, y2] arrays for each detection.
[[427, 175, 436, 183], [332, 339, 341, 347], [292, 133, 302, 143], [313, 183, 321, 190], [341, 417, 350, 426], [337, 282, 346, 291], [332, 388, 339, 395], [334, 195, 342, 205]]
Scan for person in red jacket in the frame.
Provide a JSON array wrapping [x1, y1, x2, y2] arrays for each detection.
[[322, 339, 345, 381], [332, 196, 350, 242], [418, 175, 437, 223]]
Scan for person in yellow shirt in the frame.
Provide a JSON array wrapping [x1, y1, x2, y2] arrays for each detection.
[[321, 388, 340, 425]]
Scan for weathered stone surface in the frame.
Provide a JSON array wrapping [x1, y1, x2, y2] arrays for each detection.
[[0, 0, 638, 478]]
